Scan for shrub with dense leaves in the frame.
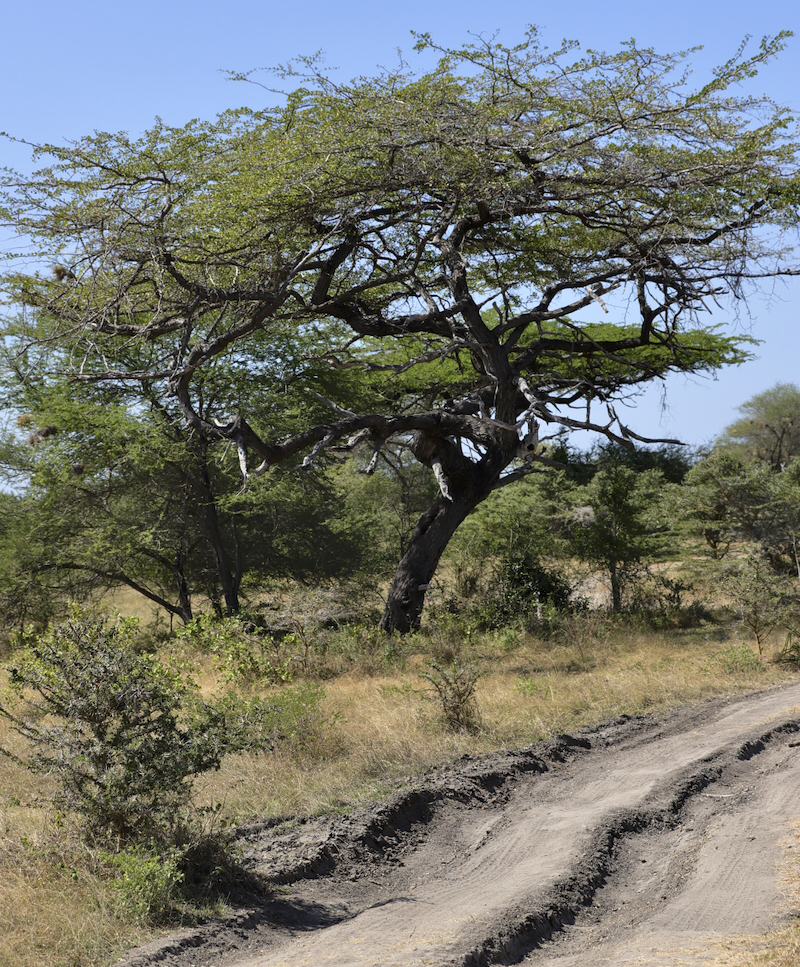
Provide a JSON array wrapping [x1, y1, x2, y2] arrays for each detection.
[[0, 610, 325, 845]]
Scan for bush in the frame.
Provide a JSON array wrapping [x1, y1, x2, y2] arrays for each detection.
[[708, 642, 763, 674], [490, 550, 574, 626], [107, 845, 185, 924], [0, 609, 325, 846], [422, 659, 482, 732], [719, 554, 792, 656], [0, 611, 230, 845], [177, 612, 295, 684]]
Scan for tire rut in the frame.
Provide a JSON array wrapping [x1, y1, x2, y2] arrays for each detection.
[[117, 682, 800, 967]]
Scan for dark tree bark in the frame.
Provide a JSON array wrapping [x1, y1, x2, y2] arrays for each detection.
[[173, 560, 194, 624], [197, 459, 240, 616], [380, 437, 511, 631], [380, 495, 476, 633]]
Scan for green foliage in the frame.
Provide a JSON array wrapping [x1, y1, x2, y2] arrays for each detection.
[[491, 550, 575, 623], [0, 367, 374, 625], [514, 676, 551, 697], [682, 448, 800, 574], [330, 456, 440, 573], [717, 382, 800, 470], [176, 612, 294, 684], [2, 31, 796, 632], [0, 609, 325, 845], [444, 470, 577, 622], [107, 845, 185, 924], [0, 611, 227, 843], [708, 642, 764, 674], [445, 443, 690, 624], [573, 442, 695, 485], [567, 460, 672, 612], [718, 554, 795, 656]]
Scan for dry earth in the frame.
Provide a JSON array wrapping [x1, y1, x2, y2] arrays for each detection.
[[119, 681, 800, 967]]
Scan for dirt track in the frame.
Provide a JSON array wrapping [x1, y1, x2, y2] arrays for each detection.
[[120, 681, 800, 967]]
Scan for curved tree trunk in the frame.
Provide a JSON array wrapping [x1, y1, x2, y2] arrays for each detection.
[[379, 441, 513, 633], [379, 495, 477, 633]]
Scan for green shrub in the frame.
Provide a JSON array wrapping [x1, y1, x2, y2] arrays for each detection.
[[491, 550, 574, 624], [709, 642, 763, 674], [0, 611, 230, 844], [108, 845, 185, 924], [422, 659, 482, 732], [176, 612, 294, 684], [0, 609, 324, 846]]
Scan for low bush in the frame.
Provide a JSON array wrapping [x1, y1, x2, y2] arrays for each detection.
[[0, 609, 326, 847], [422, 659, 483, 732]]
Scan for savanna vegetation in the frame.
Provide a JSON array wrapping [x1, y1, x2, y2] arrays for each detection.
[[1, 26, 800, 967]]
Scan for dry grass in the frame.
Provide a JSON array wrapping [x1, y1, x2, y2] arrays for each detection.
[[189, 620, 793, 825], [2, 613, 799, 967], [0, 829, 152, 967]]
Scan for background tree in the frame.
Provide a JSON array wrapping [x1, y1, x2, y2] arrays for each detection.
[[682, 449, 800, 578], [682, 383, 800, 577], [716, 382, 800, 470], [0, 352, 369, 626], [2, 31, 798, 632], [444, 440, 693, 619], [567, 459, 671, 612]]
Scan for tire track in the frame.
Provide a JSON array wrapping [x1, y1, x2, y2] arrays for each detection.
[[118, 682, 800, 967]]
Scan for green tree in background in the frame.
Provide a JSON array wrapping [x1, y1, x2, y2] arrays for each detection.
[[2, 30, 797, 631], [683, 449, 800, 577], [0, 351, 369, 626], [568, 461, 670, 612], [716, 383, 800, 471]]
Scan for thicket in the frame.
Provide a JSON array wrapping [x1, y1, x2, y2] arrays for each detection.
[[0, 607, 329, 923]]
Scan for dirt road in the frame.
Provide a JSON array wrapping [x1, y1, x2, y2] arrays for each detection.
[[121, 681, 800, 967]]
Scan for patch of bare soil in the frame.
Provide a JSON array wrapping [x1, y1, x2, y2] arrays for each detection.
[[118, 681, 800, 967]]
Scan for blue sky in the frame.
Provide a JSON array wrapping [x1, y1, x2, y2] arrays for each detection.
[[1, 0, 798, 449]]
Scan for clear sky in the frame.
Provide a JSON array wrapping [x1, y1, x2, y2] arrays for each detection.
[[1, 0, 798, 449]]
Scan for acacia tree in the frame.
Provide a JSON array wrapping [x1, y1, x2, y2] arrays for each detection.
[[716, 382, 800, 470], [2, 31, 798, 632]]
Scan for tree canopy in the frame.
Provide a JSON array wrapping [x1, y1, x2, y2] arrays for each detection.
[[2, 30, 798, 631], [716, 382, 800, 470]]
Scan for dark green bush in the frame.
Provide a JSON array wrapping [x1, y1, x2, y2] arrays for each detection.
[[0, 609, 326, 846], [491, 550, 574, 624]]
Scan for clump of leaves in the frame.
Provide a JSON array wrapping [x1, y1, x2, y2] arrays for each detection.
[[491, 550, 574, 625], [106, 844, 185, 924], [177, 612, 295, 685]]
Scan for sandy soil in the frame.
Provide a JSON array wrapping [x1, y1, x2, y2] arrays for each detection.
[[118, 681, 800, 967]]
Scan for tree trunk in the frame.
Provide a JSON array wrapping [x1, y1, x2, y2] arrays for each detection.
[[174, 557, 194, 624], [609, 511, 622, 613], [379, 433, 515, 633], [379, 495, 479, 633], [198, 461, 240, 616]]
